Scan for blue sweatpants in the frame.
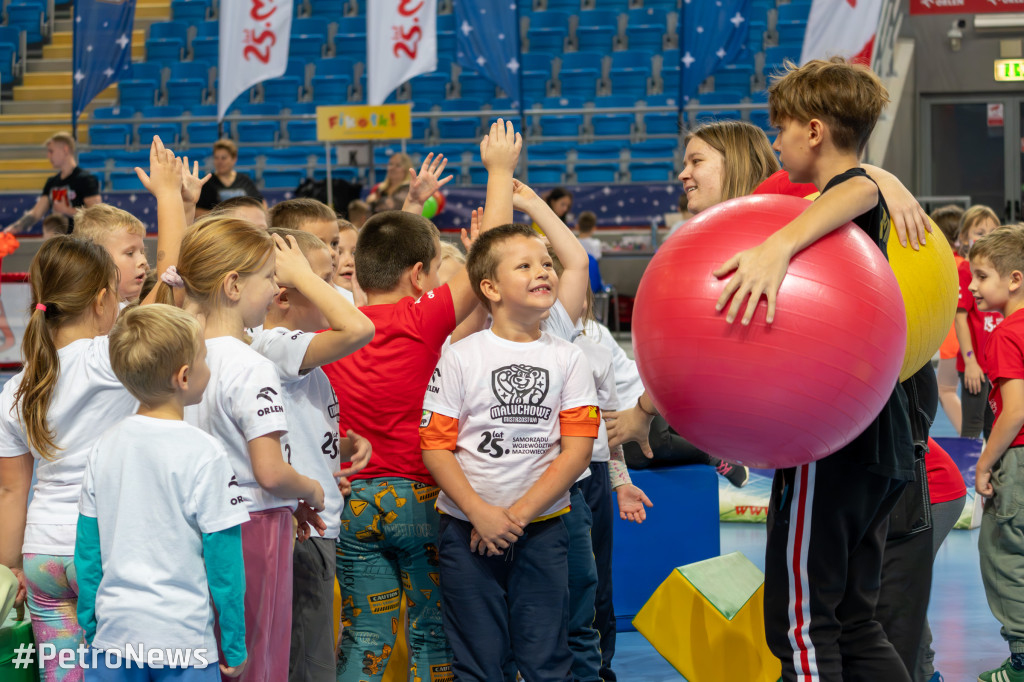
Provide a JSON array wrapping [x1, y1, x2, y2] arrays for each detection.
[[565, 484, 601, 682], [579, 461, 617, 681], [438, 514, 572, 682]]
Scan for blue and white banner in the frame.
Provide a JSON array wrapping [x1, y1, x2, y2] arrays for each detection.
[[72, 0, 136, 127], [367, 0, 438, 105], [455, 0, 521, 104], [218, 0, 292, 120], [680, 0, 751, 103]]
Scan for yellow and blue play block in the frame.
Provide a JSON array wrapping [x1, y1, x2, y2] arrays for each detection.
[[633, 552, 781, 682]]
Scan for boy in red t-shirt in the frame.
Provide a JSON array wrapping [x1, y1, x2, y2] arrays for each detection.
[[955, 206, 1002, 438], [968, 226, 1024, 682]]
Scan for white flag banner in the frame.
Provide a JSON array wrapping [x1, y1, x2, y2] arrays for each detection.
[[800, 0, 883, 66], [218, 0, 293, 120], [367, 0, 437, 106]]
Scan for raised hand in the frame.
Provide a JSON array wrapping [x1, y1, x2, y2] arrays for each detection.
[[480, 118, 522, 174], [134, 135, 183, 199]]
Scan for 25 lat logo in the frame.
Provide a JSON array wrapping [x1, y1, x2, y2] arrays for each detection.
[[392, 0, 425, 59]]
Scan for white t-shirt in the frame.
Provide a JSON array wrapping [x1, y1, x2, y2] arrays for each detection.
[[542, 299, 581, 343], [574, 335, 618, 464], [80, 416, 249, 662], [184, 336, 292, 513], [0, 337, 138, 555], [422, 330, 598, 521], [335, 284, 355, 304], [583, 319, 645, 407], [579, 236, 602, 260], [251, 328, 344, 539]]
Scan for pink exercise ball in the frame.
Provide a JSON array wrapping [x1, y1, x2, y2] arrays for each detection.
[[633, 194, 907, 469]]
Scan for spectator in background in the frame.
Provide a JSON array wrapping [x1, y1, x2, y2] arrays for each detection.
[[41, 214, 69, 241], [4, 132, 102, 234], [194, 139, 264, 219], [577, 211, 602, 260], [546, 187, 574, 222], [367, 153, 413, 214]]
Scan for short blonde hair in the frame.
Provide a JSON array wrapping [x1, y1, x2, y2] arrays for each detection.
[[109, 304, 203, 405], [337, 218, 357, 235], [768, 57, 889, 154], [959, 204, 1000, 244], [213, 138, 238, 159], [438, 240, 466, 266], [45, 132, 76, 156], [74, 204, 146, 242], [969, 225, 1024, 278], [268, 197, 337, 230], [267, 227, 331, 259]]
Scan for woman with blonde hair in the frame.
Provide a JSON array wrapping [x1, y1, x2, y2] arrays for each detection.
[[367, 152, 414, 213]]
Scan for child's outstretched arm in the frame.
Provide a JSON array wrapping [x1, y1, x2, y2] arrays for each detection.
[[423, 447, 525, 556], [402, 153, 453, 215], [512, 179, 590, 324], [862, 164, 931, 250], [272, 234, 375, 369], [713, 174, 879, 325], [249, 433, 325, 510], [135, 136, 185, 306], [446, 121, 522, 324], [976, 378, 1024, 497]]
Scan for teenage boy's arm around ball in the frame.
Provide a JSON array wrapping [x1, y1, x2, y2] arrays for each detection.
[[512, 180, 591, 325], [862, 164, 930, 250], [713, 175, 880, 326], [0, 454, 33, 607], [249, 433, 325, 510], [271, 234, 375, 370], [423, 448, 525, 556], [976, 378, 1024, 498], [446, 121, 524, 326], [135, 135, 185, 306], [402, 153, 453, 216]]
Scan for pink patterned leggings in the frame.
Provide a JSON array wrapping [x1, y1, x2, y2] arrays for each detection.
[[23, 553, 84, 682]]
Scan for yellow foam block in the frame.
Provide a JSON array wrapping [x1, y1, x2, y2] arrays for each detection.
[[633, 552, 781, 682]]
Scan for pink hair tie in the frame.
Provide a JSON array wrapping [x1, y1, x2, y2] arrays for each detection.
[[161, 266, 185, 289], [35, 303, 46, 312]]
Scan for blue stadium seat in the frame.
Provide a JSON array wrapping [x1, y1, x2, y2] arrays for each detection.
[[141, 104, 185, 118], [0, 42, 16, 82], [764, 45, 802, 76], [527, 141, 573, 161], [777, 2, 811, 23], [287, 119, 318, 143], [138, 123, 180, 145], [265, 148, 313, 165], [628, 161, 674, 182], [458, 70, 497, 100], [78, 151, 108, 169], [169, 61, 209, 82], [538, 95, 584, 110], [237, 121, 279, 143], [577, 141, 621, 161], [285, 102, 315, 114], [437, 13, 456, 59], [290, 34, 326, 60], [527, 165, 566, 184], [751, 110, 773, 132], [291, 16, 329, 39], [6, 1, 45, 44], [437, 115, 479, 139], [539, 111, 582, 136], [776, 4, 809, 45], [335, 17, 367, 60], [411, 118, 429, 139], [521, 52, 553, 101], [146, 37, 185, 65], [576, 10, 618, 52], [0, 26, 23, 63], [642, 0, 679, 9], [575, 164, 617, 183], [660, 47, 679, 92], [609, 51, 651, 98], [92, 106, 135, 120], [166, 79, 206, 106], [630, 140, 675, 159], [559, 51, 603, 99], [118, 79, 159, 109], [527, 10, 570, 52], [262, 76, 303, 103], [308, 0, 345, 17], [310, 74, 352, 102], [111, 172, 148, 191], [643, 93, 680, 134], [129, 61, 164, 83], [189, 104, 217, 116], [89, 125, 132, 146], [149, 20, 189, 42], [408, 72, 450, 101], [591, 95, 636, 136], [171, 0, 210, 23], [194, 20, 218, 38], [262, 169, 305, 189], [696, 91, 743, 106], [626, 7, 666, 51], [713, 63, 753, 95], [544, 0, 580, 10], [186, 121, 221, 144], [191, 37, 218, 63], [747, 20, 766, 54], [109, 150, 151, 168], [313, 56, 355, 79], [233, 103, 279, 116]]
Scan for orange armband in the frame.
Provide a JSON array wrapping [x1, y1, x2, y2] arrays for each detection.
[[419, 411, 459, 451], [560, 405, 600, 438]]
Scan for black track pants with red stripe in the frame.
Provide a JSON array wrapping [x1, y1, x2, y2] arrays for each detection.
[[763, 451, 912, 682]]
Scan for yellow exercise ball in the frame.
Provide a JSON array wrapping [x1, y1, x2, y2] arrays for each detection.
[[887, 217, 959, 381], [802, 193, 958, 381]]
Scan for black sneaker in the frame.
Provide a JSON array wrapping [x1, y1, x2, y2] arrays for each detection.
[[710, 457, 749, 488]]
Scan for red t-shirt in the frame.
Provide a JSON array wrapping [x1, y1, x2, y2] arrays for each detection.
[[752, 169, 818, 199], [987, 308, 1024, 449], [924, 437, 966, 504], [957, 259, 1003, 373], [322, 284, 457, 485]]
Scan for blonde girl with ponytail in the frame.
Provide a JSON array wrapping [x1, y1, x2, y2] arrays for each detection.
[[164, 216, 325, 682], [0, 237, 136, 681]]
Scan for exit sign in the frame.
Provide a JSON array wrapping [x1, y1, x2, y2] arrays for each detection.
[[995, 59, 1024, 81]]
